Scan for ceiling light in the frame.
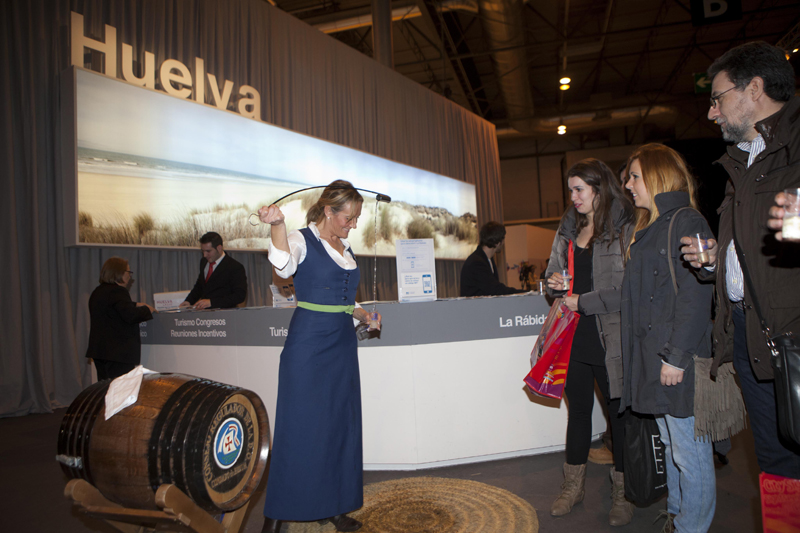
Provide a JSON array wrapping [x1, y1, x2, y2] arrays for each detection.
[[557, 125, 566, 135], [559, 84, 570, 91], [794, 48, 799, 53], [559, 77, 571, 85]]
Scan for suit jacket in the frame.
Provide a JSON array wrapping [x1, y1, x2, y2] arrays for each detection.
[[185, 253, 247, 309], [460, 246, 524, 297], [85, 283, 153, 364]]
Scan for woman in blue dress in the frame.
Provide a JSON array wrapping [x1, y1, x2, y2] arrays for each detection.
[[257, 180, 381, 533]]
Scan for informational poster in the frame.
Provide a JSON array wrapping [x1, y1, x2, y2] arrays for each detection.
[[395, 239, 437, 302]]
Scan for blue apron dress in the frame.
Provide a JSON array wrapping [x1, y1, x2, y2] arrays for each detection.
[[263, 228, 363, 521]]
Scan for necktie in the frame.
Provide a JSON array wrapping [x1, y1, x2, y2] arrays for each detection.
[[205, 261, 216, 282]]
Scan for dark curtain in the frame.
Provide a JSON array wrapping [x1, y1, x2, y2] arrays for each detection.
[[0, 0, 503, 417]]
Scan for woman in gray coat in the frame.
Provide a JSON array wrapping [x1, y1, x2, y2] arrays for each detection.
[[545, 158, 635, 525]]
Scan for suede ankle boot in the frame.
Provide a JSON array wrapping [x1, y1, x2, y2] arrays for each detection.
[[609, 467, 634, 526], [550, 463, 586, 516]]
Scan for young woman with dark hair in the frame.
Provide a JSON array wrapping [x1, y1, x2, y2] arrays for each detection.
[[544, 158, 635, 525]]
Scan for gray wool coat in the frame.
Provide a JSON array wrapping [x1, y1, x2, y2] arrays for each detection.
[[545, 199, 634, 399]]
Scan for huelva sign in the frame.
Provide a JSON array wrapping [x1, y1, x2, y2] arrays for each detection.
[[71, 11, 261, 119]]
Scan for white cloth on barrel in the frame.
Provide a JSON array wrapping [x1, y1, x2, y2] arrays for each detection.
[[104, 365, 156, 420]]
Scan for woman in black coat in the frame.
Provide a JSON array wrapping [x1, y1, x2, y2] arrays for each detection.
[[621, 144, 716, 532], [86, 257, 154, 380]]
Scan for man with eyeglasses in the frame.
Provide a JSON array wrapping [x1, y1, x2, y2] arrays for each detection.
[[680, 41, 800, 479]]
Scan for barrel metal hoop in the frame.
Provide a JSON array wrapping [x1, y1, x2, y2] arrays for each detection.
[[179, 382, 235, 510], [78, 383, 111, 486], [158, 380, 217, 490], [147, 378, 204, 492], [169, 382, 226, 492], [156, 380, 214, 489], [57, 381, 109, 484], [57, 382, 93, 478], [57, 381, 98, 477]]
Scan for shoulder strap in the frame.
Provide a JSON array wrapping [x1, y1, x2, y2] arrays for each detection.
[[667, 207, 699, 296], [567, 240, 574, 296]]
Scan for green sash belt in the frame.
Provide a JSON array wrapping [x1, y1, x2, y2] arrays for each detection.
[[297, 301, 355, 315]]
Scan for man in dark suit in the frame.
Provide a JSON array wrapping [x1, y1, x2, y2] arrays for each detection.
[[460, 221, 525, 297], [180, 232, 247, 309]]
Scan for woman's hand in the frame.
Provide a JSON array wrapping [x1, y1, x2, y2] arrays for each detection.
[[258, 204, 285, 225], [137, 302, 155, 313], [564, 294, 579, 312], [660, 363, 684, 386], [547, 272, 564, 290], [356, 309, 382, 330], [679, 236, 718, 269]]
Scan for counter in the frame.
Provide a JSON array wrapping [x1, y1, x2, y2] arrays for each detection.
[[140, 293, 606, 470]]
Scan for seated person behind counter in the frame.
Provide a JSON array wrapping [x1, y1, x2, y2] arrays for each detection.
[[180, 231, 247, 310], [460, 221, 526, 297]]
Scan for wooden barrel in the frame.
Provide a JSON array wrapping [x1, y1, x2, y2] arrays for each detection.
[[57, 373, 269, 512]]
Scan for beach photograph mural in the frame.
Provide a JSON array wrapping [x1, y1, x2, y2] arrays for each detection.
[[71, 69, 478, 258]]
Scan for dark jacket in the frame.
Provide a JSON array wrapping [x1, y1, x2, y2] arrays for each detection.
[[620, 192, 714, 417], [702, 96, 800, 380], [185, 253, 248, 309], [460, 246, 524, 296], [86, 283, 153, 364], [545, 199, 634, 398]]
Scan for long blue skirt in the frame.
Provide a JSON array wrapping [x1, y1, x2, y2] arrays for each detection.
[[263, 307, 363, 520]]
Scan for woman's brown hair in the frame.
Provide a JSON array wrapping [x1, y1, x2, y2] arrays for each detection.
[[566, 158, 633, 246], [306, 180, 364, 226], [99, 257, 129, 284]]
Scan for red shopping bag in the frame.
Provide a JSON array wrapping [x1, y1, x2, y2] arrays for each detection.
[[524, 241, 578, 399], [760, 472, 800, 532], [524, 301, 579, 399]]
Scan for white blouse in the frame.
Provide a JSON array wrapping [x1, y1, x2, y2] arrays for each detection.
[[268, 222, 358, 279]]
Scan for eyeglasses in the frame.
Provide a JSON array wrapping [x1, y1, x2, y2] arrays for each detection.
[[126, 270, 134, 274], [709, 87, 736, 109]]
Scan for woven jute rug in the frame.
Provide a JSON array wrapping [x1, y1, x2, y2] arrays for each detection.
[[285, 476, 539, 533]]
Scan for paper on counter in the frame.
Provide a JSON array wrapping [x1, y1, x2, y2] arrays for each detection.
[[104, 365, 156, 420]]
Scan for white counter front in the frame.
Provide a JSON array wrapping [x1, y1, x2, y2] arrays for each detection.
[[140, 294, 606, 470]]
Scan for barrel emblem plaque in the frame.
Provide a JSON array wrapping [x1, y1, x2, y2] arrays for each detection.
[[202, 395, 259, 497], [214, 418, 244, 468]]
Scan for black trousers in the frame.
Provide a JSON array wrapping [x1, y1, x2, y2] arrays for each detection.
[[564, 358, 625, 470], [732, 308, 800, 478], [93, 359, 137, 381]]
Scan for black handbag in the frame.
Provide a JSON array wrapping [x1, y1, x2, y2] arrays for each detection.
[[732, 202, 800, 446], [623, 412, 668, 505]]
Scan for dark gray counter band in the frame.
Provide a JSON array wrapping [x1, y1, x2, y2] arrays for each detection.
[[140, 293, 551, 347]]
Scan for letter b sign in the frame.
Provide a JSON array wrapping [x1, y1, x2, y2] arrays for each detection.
[[690, 0, 742, 27]]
